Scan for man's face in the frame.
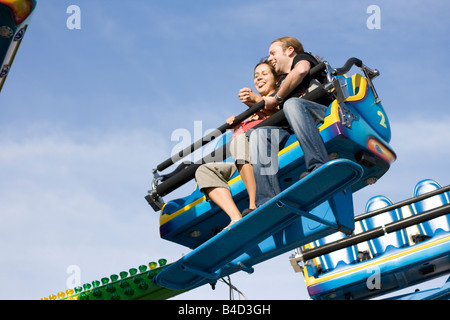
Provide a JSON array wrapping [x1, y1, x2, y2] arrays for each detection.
[[268, 41, 291, 74]]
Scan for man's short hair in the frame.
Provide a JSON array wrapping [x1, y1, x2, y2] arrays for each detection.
[[271, 36, 304, 54]]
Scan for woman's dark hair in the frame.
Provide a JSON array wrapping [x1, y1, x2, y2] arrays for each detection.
[[254, 58, 280, 84]]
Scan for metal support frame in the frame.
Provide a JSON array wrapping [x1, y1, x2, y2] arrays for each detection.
[[276, 200, 340, 231], [181, 264, 220, 280], [362, 65, 381, 104], [301, 202, 450, 262]]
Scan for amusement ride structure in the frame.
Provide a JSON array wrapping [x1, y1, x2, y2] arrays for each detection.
[[2, 0, 449, 301]]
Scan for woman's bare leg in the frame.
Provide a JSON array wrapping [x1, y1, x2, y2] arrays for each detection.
[[237, 162, 257, 210], [203, 187, 242, 221]]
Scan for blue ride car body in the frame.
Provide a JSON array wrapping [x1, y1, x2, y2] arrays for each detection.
[[159, 71, 396, 250]]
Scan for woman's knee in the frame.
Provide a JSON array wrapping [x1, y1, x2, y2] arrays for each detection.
[[195, 165, 209, 181]]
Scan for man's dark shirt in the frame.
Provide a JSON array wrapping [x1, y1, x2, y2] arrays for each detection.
[[277, 52, 331, 106]]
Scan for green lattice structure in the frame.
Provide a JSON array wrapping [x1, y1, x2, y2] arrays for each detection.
[[43, 259, 186, 300]]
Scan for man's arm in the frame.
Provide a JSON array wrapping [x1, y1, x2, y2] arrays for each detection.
[[263, 59, 311, 110]]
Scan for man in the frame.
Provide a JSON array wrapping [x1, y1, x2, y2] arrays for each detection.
[[249, 36, 330, 208]]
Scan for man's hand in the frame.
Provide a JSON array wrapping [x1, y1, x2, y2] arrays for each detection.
[[263, 96, 278, 111]]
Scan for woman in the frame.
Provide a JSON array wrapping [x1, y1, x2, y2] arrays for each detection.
[[228, 60, 279, 214], [195, 60, 280, 230]]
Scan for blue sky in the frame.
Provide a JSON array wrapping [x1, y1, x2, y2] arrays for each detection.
[[0, 0, 449, 300]]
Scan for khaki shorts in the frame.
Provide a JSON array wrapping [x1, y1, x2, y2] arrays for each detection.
[[229, 133, 251, 165], [195, 162, 237, 193]]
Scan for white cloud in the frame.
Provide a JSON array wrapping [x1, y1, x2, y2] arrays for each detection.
[[0, 126, 192, 299], [392, 118, 450, 155]]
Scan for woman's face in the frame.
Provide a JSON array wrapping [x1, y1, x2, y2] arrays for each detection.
[[253, 63, 276, 97]]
